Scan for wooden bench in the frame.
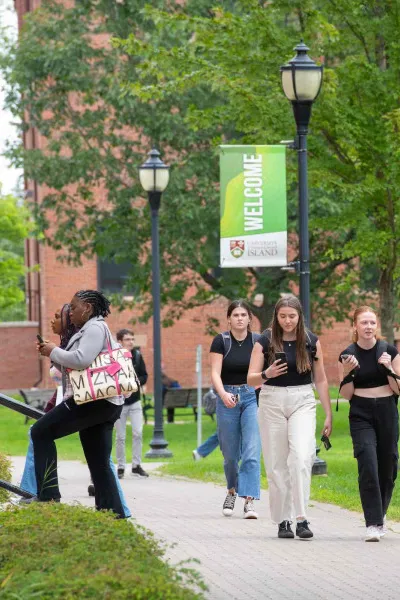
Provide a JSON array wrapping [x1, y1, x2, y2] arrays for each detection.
[[163, 387, 211, 421], [19, 389, 55, 423]]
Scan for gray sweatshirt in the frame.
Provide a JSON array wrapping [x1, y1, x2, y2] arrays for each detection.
[[50, 316, 124, 406]]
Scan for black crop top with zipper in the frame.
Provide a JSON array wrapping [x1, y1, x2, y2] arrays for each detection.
[[339, 342, 398, 388]]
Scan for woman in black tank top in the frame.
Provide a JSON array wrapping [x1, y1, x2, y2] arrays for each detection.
[[248, 295, 332, 540], [210, 300, 261, 520], [338, 306, 400, 542]]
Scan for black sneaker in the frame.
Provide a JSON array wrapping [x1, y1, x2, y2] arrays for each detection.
[[117, 468, 125, 479], [132, 465, 149, 478], [278, 520, 294, 538], [222, 492, 237, 517], [296, 520, 313, 539]]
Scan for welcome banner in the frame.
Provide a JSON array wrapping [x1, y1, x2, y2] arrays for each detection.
[[220, 145, 287, 267]]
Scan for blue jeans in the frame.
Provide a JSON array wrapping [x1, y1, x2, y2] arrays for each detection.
[[216, 385, 261, 499], [21, 429, 131, 518], [197, 431, 219, 458]]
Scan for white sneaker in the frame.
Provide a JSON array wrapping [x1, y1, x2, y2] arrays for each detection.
[[378, 516, 387, 537], [192, 449, 202, 461], [365, 525, 380, 542], [243, 499, 258, 519], [222, 492, 237, 516]]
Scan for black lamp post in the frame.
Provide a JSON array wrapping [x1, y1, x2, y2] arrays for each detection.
[[280, 41, 323, 328], [139, 148, 172, 458], [281, 43, 325, 476]]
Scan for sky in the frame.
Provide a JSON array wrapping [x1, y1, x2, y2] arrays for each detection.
[[0, 0, 23, 196]]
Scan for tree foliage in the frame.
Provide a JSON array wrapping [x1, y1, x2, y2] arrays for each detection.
[[117, 0, 400, 339], [2, 0, 398, 334], [0, 191, 29, 320]]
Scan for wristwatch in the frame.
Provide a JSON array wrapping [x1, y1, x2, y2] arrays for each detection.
[[261, 370, 269, 381]]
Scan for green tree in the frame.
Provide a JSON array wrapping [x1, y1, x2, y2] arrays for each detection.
[[117, 0, 400, 340], [0, 191, 29, 320], [1, 0, 381, 333]]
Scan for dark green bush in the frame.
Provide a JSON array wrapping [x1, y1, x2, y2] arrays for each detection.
[[0, 504, 205, 599], [0, 453, 11, 503]]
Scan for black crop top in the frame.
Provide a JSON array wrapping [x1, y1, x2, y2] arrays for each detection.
[[339, 342, 398, 388], [210, 331, 254, 385], [258, 331, 318, 387]]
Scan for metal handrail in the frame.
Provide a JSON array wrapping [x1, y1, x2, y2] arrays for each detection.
[[0, 392, 43, 499]]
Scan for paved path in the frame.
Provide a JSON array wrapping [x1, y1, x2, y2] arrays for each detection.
[[10, 457, 400, 600]]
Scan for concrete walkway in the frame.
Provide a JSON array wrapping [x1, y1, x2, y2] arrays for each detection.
[[10, 457, 400, 600]]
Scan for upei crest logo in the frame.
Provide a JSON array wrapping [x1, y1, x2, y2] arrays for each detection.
[[230, 240, 245, 258]]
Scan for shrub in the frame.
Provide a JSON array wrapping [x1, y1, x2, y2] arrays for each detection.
[[0, 453, 11, 503], [0, 503, 206, 599]]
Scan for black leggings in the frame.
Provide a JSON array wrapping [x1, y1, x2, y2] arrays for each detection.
[[31, 398, 124, 517], [349, 395, 399, 526]]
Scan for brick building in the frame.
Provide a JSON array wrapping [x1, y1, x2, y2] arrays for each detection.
[[1, 0, 353, 393]]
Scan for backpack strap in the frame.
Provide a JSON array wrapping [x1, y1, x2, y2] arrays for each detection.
[[222, 331, 232, 359], [376, 339, 400, 395], [305, 331, 318, 362], [222, 330, 260, 359], [336, 342, 358, 412]]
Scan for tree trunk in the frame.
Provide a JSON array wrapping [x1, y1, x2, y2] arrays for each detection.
[[250, 302, 275, 332], [379, 268, 395, 343]]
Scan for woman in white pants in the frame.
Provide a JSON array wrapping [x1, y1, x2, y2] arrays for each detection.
[[248, 295, 332, 539]]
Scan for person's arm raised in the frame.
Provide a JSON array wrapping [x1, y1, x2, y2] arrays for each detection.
[[338, 355, 358, 401], [247, 342, 287, 387], [50, 323, 104, 369]]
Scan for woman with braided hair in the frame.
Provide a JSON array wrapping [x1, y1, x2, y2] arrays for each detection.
[[32, 290, 127, 517]]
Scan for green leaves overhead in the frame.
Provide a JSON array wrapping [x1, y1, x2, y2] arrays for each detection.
[[1, 0, 400, 333]]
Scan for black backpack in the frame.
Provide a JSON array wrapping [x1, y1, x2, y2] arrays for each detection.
[[203, 388, 218, 416]]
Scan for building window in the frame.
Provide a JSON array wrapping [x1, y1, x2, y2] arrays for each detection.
[[97, 259, 133, 294]]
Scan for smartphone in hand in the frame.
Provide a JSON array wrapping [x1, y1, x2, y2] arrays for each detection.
[[37, 334, 44, 344], [275, 352, 287, 365]]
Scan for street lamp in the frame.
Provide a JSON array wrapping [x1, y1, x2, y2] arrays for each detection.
[[281, 43, 325, 476], [139, 148, 172, 458], [280, 41, 323, 328]]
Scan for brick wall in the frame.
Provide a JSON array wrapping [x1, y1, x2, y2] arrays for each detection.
[[0, 322, 40, 389]]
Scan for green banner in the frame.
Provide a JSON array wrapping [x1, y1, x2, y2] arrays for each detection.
[[220, 145, 287, 267]]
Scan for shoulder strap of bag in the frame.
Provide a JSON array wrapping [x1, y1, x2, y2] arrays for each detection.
[[222, 331, 231, 359], [305, 330, 318, 362], [336, 342, 358, 412], [376, 339, 400, 395], [223, 330, 260, 359]]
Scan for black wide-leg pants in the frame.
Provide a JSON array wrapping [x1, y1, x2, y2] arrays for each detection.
[[349, 395, 399, 527]]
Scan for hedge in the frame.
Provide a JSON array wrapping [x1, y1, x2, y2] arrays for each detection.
[[0, 503, 206, 599]]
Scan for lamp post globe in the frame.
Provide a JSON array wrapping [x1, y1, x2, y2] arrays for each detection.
[[138, 148, 172, 458]]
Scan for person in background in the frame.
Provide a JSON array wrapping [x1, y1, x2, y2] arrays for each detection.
[[33, 290, 126, 517], [115, 328, 149, 479], [248, 294, 332, 540], [162, 370, 181, 423], [193, 432, 219, 461], [210, 299, 261, 519], [193, 389, 219, 460], [338, 306, 400, 542]]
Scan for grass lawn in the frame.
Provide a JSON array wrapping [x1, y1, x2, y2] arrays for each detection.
[[2, 396, 400, 521]]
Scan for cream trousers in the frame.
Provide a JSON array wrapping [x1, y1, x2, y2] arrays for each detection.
[[258, 384, 316, 524]]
